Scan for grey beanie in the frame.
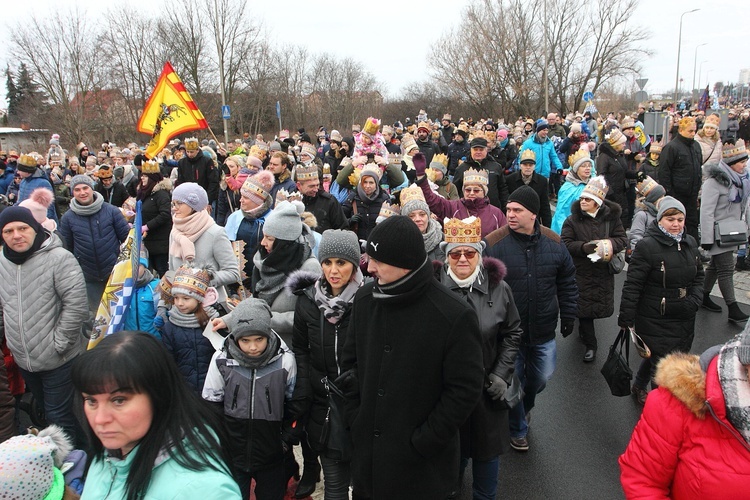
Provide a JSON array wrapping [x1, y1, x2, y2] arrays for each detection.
[[319, 229, 361, 267], [264, 200, 303, 241], [172, 182, 209, 212], [645, 184, 666, 204], [656, 196, 686, 221], [738, 326, 750, 365], [401, 199, 431, 218], [228, 298, 273, 339], [429, 160, 447, 175], [69, 174, 95, 191]]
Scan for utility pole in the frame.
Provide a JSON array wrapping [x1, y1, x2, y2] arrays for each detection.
[[213, 0, 229, 145]]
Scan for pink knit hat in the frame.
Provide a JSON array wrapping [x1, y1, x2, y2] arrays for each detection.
[[19, 188, 57, 232]]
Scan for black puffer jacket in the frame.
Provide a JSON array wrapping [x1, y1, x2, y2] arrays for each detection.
[[140, 179, 172, 257], [560, 199, 627, 319], [342, 188, 390, 241], [658, 134, 703, 201], [176, 153, 220, 202], [596, 142, 633, 218], [161, 320, 215, 395], [618, 221, 704, 357]]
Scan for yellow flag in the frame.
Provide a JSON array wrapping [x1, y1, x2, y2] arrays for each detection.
[[137, 62, 208, 158]]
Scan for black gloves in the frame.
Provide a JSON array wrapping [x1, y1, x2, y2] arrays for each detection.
[[701, 243, 713, 252], [486, 374, 508, 401], [582, 242, 597, 254], [413, 152, 427, 177], [349, 213, 363, 226], [561, 319, 575, 338], [636, 170, 648, 183]]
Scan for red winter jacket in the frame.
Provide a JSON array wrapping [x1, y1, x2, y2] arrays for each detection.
[[619, 352, 750, 499]]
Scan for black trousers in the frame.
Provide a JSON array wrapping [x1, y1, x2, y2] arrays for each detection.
[[579, 317, 597, 350], [234, 461, 286, 500]]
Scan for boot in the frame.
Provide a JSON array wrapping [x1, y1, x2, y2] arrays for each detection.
[[294, 460, 321, 498], [728, 302, 750, 324], [736, 256, 750, 271], [702, 293, 722, 313]]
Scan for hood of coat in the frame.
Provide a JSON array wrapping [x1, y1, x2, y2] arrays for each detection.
[[569, 198, 622, 222], [434, 256, 507, 288], [286, 268, 322, 296], [705, 162, 733, 188], [654, 352, 708, 418], [152, 178, 173, 193]]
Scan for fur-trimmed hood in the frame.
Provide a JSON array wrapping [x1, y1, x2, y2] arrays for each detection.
[[152, 178, 173, 193], [654, 352, 708, 418], [285, 268, 321, 296], [433, 256, 507, 287], [705, 162, 733, 188]]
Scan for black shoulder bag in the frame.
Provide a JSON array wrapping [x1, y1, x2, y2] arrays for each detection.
[[318, 313, 352, 461]]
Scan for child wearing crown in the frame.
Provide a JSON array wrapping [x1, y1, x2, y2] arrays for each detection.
[[159, 264, 220, 394]]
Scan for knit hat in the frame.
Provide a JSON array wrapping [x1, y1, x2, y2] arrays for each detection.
[[319, 229, 361, 267], [229, 298, 273, 340], [606, 128, 626, 148], [401, 134, 418, 154], [497, 129, 509, 140], [657, 196, 686, 220], [360, 163, 382, 183], [69, 174, 96, 191], [429, 153, 448, 175], [239, 170, 274, 207], [440, 216, 486, 255], [19, 188, 56, 232], [264, 200, 304, 241], [722, 140, 748, 166], [400, 184, 430, 217], [581, 175, 608, 206], [0, 205, 43, 235], [366, 215, 426, 270], [0, 425, 72, 500], [85, 156, 97, 168], [171, 265, 217, 305], [172, 182, 209, 212], [299, 143, 317, 160], [636, 175, 664, 202], [469, 137, 488, 149], [536, 120, 549, 132], [16, 154, 38, 174], [738, 327, 750, 365], [507, 185, 540, 215], [569, 122, 582, 135]]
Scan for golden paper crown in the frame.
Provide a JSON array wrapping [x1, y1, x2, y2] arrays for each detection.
[[636, 175, 658, 197], [96, 166, 114, 179], [443, 217, 482, 244], [387, 153, 402, 166], [649, 143, 663, 154], [432, 153, 448, 167], [401, 134, 417, 153], [295, 163, 319, 181], [568, 148, 590, 168], [360, 163, 383, 182], [362, 117, 380, 137], [620, 117, 636, 130], [581, 175, 608, 203], [378, 202, 401, 220], [17, 154, 38, 168], [462, 167, 488, 186], [399, 184, 426, 206], [484, 130, 496, 142], [184, 137, 200, 151], [275, 188, 303, 204], [249, 145, 264, 159], [417, 120, 430, 131], [520, 149, 536, 163], [606, 128, 625, 147], [141, 159, 160, 174]]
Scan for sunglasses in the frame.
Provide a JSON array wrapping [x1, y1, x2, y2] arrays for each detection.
[[448, 249, 478, 260], [463, 187, 484, 194], [579, 197, 595, 203]]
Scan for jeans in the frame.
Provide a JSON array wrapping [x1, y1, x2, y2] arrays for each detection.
[[234, 461, 286, 500], [460, 456, 500, 500], [704, 250, 737, 305], [320, 455, 351, 500], [18, 358, 84, 446], [509, 339, 557, 438]]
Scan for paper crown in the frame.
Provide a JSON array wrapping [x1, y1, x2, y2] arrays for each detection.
[[249, 145, 264, 159], [362, 117, 380, 138], [484, 130, 496, 142], [443, 217, 482, 244], [704, 114, 721, 127], [360, 163, 383, 182], [275, 188, 303, 204], [606, 128, 626, 147], [17, 154, 38, 168], [520, 149, 536, 164], [172, 265, 211, 300], [184, 138, 200, 151], [141, 160, 160, 174], [300, 143, 317, 159], [401, 134, 417, 153], [463, 167, 489, 186], [620, 118, 635, 130], [116, 150, 129, 159], [96, 166, 114, 179], [722, 139, 748, 164], [649, 143, 663, 154], [399, 184, 426, 206], [442, 113, 452, 121], [432, 153, 448, 167], [381, 125, 394, 136], [387, 153, 402, 166], [581, 175, 608, 205], [636, 175, 659, 197], [279, 129, 290, 140], [295, 163, 319, 181], [568, 148, 590, 168], [417, 121, 431, 132], [378, 201, 401, 220], [48, 152, 62, 162]]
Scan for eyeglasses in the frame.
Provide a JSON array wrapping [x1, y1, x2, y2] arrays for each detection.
[[448, 249, 478, 260], [463, 187, 484, 194]]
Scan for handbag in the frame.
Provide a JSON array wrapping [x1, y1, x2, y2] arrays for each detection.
[[600, 328, 633, 397], [498, 373, 524, 410], [714, 219, 747, 247], [605, 221, 625, 274], [318, 314, 352, 461]]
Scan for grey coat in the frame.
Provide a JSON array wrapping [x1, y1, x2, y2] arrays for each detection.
[[699, 162, 747, 256], [0, 232, 88, 372]]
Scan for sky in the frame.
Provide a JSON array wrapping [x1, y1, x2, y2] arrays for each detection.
[[1, 0, 749, 107]]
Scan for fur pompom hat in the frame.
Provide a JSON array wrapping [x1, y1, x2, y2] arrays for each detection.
[[19, 188, 57, 231]]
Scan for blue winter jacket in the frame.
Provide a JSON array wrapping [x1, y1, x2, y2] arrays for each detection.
[[123, 279, 160, 337], [519, 134, 564, 179], [0, 161, 15, 195], [18, 168, 57, 223], [58, 196, 130, 282], [161, 319, 216, 395], [484, 223, 578, 345]]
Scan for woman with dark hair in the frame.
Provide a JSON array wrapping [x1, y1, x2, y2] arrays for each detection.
[[138, 160, 172, 277], [72, 331, 241, 499]]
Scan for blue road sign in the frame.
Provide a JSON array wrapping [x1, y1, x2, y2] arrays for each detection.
[[276, 101, 281, 120], [221, 105, 230, 120], [583, 91, 594, 102]]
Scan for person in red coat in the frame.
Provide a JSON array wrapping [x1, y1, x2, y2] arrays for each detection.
[[619, 327, 750, 499]]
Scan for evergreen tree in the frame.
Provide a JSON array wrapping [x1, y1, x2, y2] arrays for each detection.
[[5, 66, 20, 121]]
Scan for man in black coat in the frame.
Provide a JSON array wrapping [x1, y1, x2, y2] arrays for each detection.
[[339, 216, 484, 500], [658, 117, 702, 241], [505, 150, 551, 227], [416, 122, 440, 165], [454, 137, 509, 212], [295, 165, 346, 233], [93, 165, 129, 207], [175, 138, 220, 204], [447, 129, 470, 176]]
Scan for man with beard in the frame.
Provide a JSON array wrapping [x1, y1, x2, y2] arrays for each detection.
[[416, 121, 440, 165], [440, 114, 453, 153], [453, 137, 509, 211], [267, 152, 297, 203], [295, 163, 346, 233], [175, 137, 219, 206]]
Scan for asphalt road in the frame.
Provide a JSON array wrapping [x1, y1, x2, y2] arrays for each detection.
[[457, 271, 747, 500]]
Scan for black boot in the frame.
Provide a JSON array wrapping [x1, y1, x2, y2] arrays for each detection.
[[737, 256, 750, 271], [702, 293, 722, 312], [728, 302, 750, 324], [294, 460, 321, 498]]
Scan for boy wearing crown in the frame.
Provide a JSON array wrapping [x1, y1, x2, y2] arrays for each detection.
[[295, 162, 347, 233]]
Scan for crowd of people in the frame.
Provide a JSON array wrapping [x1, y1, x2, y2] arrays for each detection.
[[1, 104, 750, 499]]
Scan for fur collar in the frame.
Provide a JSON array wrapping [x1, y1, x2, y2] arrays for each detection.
[[569, 198, 622, 221], [705, 162, 732, 188], [285, 269, 322, 296], [152, 178, 173, 193], [654, 352, 707, 418], [433, 256, 507, 287]]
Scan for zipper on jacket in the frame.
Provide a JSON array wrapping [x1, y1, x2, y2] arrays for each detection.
[[705, 399, 750, 452], [334, 324, 340, 377], [17, 264, 32, 371], [660, 260, 666, 316], [231, 384, 240, 410], [265, 386, 272, 414]]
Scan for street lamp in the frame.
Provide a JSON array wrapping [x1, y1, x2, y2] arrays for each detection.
[[691, 43, 707, 99], [673, 8, 700, 106]]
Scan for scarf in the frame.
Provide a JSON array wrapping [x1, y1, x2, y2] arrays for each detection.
[[225, 174, 244, 192], [275, 170, 291, 184], [447, 264, 482, 290], [167, 304, 219, 328], [170, 209, 214, 262], [314, 268, 363, 324], [372, 257, 431, 303], [658, 223, 683, 243], [136, 268, 155, 288], [242, 196, 272, 220], [423, 218, 443, 253], [3, 230, 48, 265], [69, 191, 104, 216], [357, 183, 380, 202], [719, 160, 750, 206], [521, 172, 533, 185], [225, 333, 280, 370], [718, 335, 750, 446], [565, 170, 587, 187], [252, 239, 309, 304]]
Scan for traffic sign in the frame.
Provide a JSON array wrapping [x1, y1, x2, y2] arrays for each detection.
[[635, 78, 648, 90], [634, 91, 649, 103], [221, 105, 230, 120], [583, 91, 594, 102]]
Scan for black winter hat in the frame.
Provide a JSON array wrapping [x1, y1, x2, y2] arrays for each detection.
[[507, 186, 540, 215], [366, 216, 426, 270], [0, 206, 43, 234], [469, 137, 488, 149]]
